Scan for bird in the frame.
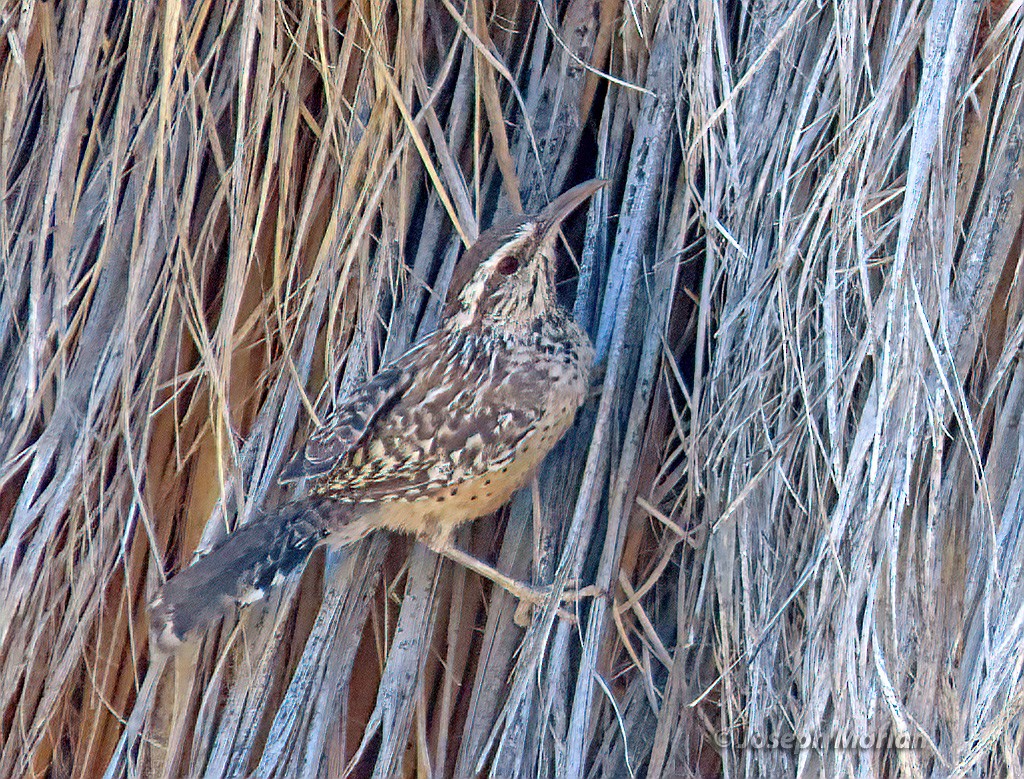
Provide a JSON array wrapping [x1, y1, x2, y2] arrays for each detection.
[[150, 179, 604, 650]]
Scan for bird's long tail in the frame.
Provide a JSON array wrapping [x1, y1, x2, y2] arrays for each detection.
[[150, 498, 349, 650]]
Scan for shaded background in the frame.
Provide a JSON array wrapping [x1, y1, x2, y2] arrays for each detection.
[[1, 0, 1023, 776]]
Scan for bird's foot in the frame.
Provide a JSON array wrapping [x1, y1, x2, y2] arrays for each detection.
[[505, 580, 603, 626]]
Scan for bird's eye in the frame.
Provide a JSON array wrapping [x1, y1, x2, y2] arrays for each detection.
[[497, 255, 520, 275]]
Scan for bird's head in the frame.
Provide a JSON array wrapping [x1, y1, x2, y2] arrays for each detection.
[[444, 179, 606, 329]]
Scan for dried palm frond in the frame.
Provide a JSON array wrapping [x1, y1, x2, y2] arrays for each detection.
[[1, 0, 1022, 777]]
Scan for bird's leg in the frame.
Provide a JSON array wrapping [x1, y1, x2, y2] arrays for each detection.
[[432, 542, 547, 605], [421, 532, 592, 624]]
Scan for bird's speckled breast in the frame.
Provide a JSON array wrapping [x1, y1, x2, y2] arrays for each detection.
[[317, 314, 593, 538]]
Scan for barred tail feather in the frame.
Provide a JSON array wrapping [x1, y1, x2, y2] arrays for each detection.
[[150, 498, 347, 650]]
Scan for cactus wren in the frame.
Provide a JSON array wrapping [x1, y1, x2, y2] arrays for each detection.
[[151, 180, 603, 648]]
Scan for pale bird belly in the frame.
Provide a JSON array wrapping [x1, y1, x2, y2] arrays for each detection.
[[367, 409, 576, 538]]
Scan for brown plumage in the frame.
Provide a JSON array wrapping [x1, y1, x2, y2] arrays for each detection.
[[151, 180, 604, 649]]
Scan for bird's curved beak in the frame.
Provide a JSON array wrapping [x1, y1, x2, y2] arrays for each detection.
[[537, 179, 608, 240]]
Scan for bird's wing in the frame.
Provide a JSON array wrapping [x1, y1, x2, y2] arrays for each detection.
[[279, 364, 413, 483], [316, 343, 551, 502]]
